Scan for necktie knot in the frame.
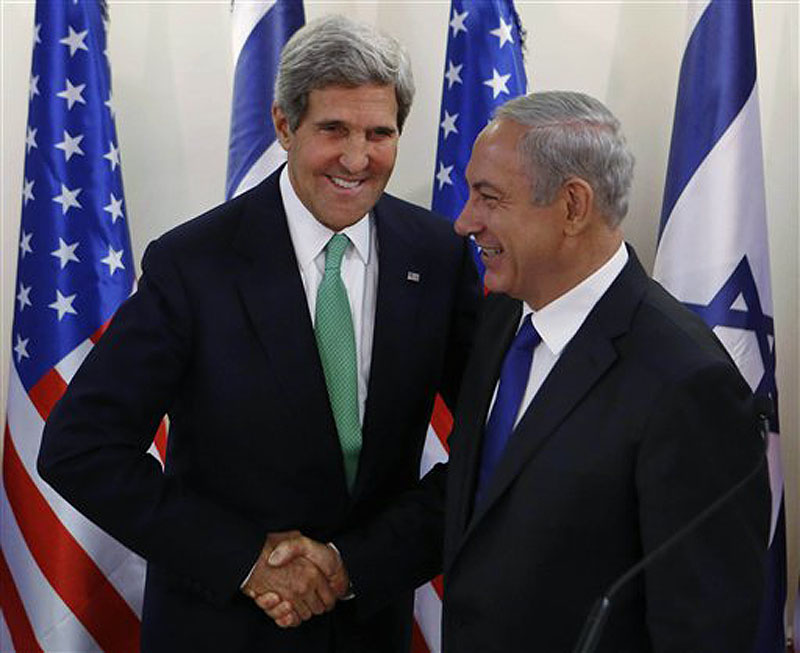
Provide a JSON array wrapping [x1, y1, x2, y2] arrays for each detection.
[[325, 233, 349, 272], [513, 315, 541, 352]]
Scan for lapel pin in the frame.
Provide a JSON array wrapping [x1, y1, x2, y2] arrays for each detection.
[[406, 271, 420, 283]]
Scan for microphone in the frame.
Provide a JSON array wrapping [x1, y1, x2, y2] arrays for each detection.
[[571, 395, 773, 653]]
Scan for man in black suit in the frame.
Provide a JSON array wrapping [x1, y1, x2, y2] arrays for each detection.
[[37, 14, 479, 653], [268, 91, 769, 652]]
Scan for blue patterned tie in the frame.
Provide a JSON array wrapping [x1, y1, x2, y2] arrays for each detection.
[[475, 315, 540, 504], [315, 234, 361, 490]]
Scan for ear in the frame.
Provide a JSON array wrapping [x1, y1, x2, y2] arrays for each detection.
[[271, 103, 293, 151], [561, 177, 594, 236]]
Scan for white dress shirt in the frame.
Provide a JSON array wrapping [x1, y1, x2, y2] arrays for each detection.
[[491, 242, 629, 429], [279, 167, 378, 426], [241, 171, 378, 589]]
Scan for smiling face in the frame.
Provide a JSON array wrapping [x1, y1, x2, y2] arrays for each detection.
[[455, 119, 570, 309], [272, 84, 399, 231]]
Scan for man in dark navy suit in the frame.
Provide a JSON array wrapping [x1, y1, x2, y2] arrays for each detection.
[[268, 91, 769, 653], [38, 15, 480, 653]]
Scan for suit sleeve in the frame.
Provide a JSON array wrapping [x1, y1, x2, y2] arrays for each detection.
[[335, 235, 481, 613], [636, 362, 769, 652], [38, 238, 264, 606], [437, 235, 482, 412]]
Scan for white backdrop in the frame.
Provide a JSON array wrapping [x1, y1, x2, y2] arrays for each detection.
[[2, 0, 798, 634]]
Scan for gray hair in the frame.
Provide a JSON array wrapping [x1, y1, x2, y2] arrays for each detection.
[[494, 91, 635, 226], [275, 14, 415, 133]]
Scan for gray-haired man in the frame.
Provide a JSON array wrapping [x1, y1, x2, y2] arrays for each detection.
[[268, 91, 769, 652], [39, 15, 480, 652]]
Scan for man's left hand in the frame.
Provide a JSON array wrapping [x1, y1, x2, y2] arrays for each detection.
[[253, 535, 351, 628]]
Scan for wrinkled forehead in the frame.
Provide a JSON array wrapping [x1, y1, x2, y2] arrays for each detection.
[[469, 120, 527, 171], [302, 83, 399, 123]]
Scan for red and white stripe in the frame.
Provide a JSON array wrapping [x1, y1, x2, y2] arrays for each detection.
[[1, 329, 166, 651], [3, 321, 444, 650], [412, 395, 452, 653]]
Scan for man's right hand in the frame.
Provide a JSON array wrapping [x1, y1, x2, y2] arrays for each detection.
[[241, 531, 340, 624], [250, 534, 351, 628]]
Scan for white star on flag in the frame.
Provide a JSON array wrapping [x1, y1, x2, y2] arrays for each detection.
[[450, 8, 469, 37], [59, 25, 89, 56], [17, 284, 32, 312], [30, 74, 40, 100], [48, 289, 78, 321], [25, 126, 38, 153], [101, 246, 125, 276], [53, 183, 82, 215], [51, 238, 80, 269], [19, 230, 33, 258], [445, 60, 463, 90], [440, 111, 459, 139], [490, 17, 514, 49], [22, 178, 35, 206], [105, 91, 115, 117], [57, 78, 87, 110], [426, 4, 528, 642], [14, 335, 30, 362], [8, 2, 142, 643], [104, 192, 124, 223], [483, 68, 511, 99], [104, 141, 120, 170], [436, 161, 454, 190], [55, 129, 85, 161]]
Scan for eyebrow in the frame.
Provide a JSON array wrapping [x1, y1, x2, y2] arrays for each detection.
[[314, 119, 345, 128], [472, 180, 503, 195], [314, 119, 397, 134]]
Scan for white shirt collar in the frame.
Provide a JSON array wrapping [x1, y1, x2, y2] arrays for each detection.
[[524, 241, 629, 357], [279, 166, 371, 270]]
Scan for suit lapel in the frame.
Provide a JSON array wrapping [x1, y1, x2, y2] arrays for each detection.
[[232, 171, 347, 492], [447, 296, 521, 546], [459, 249, 651, 543], [354, 197, 426, 497], [464, 316, 619, 537]]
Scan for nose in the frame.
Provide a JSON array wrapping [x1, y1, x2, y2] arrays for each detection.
[[339, 135, 369, 173], [454, 198, 480, 237]]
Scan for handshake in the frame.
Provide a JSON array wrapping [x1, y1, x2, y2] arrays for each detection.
[[241, 531, 351, 628]]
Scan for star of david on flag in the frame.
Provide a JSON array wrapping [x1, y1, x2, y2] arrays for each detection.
[[653, 1, 787, 649], [414, 3, 527, 652], [0, 1, 160, 650]]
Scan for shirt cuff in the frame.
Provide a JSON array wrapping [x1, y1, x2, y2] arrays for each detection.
[[327, 542, 355, 600], [240, 559, 258, 590]]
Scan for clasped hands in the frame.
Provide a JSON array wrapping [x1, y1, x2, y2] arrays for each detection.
[[242, 531, 350, 628]]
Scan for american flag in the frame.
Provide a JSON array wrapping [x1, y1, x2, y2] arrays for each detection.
[[0, 1, 163, 650], [652, 1, 787, 649], [226, 0, 304, 200], [414, 3, 526, 651]]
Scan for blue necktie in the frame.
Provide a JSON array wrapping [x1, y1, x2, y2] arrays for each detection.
[[475, 315, 540, 504]]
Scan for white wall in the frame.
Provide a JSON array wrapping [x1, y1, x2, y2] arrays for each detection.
[[2, 0, 797, 635]]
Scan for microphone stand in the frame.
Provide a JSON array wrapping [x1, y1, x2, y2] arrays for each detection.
[[572, 402, 771, 653]]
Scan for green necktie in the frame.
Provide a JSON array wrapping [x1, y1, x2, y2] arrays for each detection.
[[315, 233, 361, 490]]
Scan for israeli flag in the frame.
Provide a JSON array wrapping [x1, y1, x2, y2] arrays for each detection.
[[226, 0, 304, 200], [653, 2, 786, 649]]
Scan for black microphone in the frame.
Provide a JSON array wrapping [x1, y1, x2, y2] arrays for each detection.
[[572, 395, 773, 653]]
